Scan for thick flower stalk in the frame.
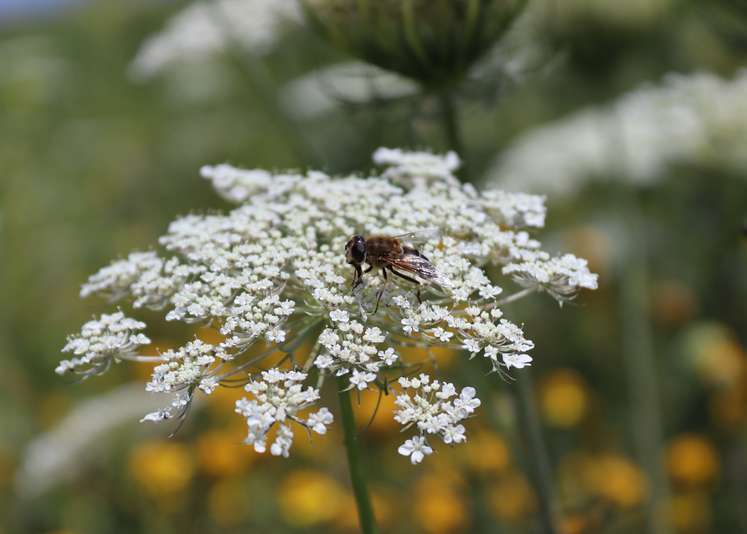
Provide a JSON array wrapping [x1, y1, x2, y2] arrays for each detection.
[[59, 148, 596, 463]]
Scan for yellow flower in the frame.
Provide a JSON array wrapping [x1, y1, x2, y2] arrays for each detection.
[[277, 470, 347, 527], [413, 473, 469, 534], [486, 470, 535, 522], [669, 491, 711, 532], [195, 429, 255, 478], [459, 428, 510, 474], [666, 435, 719, 487], [129, 440, 194, 497], [208, 478, 251, 528], [539, 369, 589, 428], [684, 323, 746, 388], [593, 455, 647, 508], [572, 453, 646, 509]]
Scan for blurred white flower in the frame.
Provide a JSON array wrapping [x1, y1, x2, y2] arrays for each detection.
[[16, 383, 171, 499], [488, 70, 747, 197], [130, 0, 302, 80], [61, 147, 596, 461], [281, 61, 418, 118]]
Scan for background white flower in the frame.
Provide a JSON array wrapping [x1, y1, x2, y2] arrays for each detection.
[[130, 0, 302, 80], [488, 70, 747, 197]]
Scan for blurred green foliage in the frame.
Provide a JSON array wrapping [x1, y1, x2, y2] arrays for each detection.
[[1, 1, 746, 533]]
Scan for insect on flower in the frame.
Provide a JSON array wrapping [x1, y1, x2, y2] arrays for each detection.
[[345, 230, 448, 313]]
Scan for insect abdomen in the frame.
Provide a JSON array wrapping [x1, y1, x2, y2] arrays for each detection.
[[366, 236, 402, 266]]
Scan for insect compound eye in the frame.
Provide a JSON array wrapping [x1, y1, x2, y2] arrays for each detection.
[[345, 235, 366, 264]]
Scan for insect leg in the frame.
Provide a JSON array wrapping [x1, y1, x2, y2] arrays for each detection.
[[373, 269, 388, 314], [363, 265, 374, 274], [352, 264, 363, 289], [389, 268, 422, 304]]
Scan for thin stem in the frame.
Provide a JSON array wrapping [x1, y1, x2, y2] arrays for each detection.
[[513, 371, 560, 534], [337, 378, 378, 534], [621, 211, 671, 534], [437, 90, 465, 158], [494, 287, 536, 308], [120, 354, 165, 363]]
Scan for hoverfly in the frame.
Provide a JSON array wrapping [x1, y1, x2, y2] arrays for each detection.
[[344, 230, 447, 313]]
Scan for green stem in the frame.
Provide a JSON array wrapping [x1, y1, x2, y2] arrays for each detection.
[[437, 90, 464, 157], [621, 209, 671, 534], [337, 380, 378, 534], [513, 371, 560, 534]]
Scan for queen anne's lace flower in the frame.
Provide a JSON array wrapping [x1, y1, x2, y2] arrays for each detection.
[[57, 312, 150, 377], [234, 370, 331, 457], [60, 148, 596, 461], [395, 375, 481, 463]]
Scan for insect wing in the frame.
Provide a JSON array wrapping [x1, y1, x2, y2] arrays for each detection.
[[390, 228, 442, 246], [384, 252, 450, 288]]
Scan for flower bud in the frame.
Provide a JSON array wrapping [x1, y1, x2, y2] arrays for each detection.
[[303, 0, 527, 86]]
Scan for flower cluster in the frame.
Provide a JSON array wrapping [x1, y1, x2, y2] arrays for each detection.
[[130, 0, 301, 80], [395, 375, 481, 464], [61, 148, 596, 461], [489, 70, 747, 197], [235, 370, 332, 457], [57, 312, 150, 377]]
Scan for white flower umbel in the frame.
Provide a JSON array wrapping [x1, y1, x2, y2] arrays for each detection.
[[281, 61, 418, 119], [130, 0, 302, 80], [395, 375, 481, 464], [57, 312, 151, 377], [235, 369, 332, 457], [61, 148, 596, 461], [489, 70, 747, 197]]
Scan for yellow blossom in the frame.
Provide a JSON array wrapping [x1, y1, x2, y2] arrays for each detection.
[[277, 470, 347, 527], [413, 473, 469, 533], [669, 491, 712, 532], [685, 323, 746, 387], [486, 470, 536, 522], [129, 440, 194, 497], [593, 455, 647, 508], [539, 369, 589, 428], [459, 428, 510, 474], [666, 434, 719, 487], [195, 429, 255, 477]]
